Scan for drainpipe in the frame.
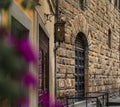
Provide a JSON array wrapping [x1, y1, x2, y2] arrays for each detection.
[[54, 0, 59, 98], [55, 0, 59, 21]]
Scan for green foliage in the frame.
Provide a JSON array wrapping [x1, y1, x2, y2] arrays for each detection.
[[21, 0, 28, 9], [0, 0, 38, 106], [0, 0, 40, 10], [0, 0, 11, 10], [21, 0, 40, 9], [0, 40, 25, 102], [0, 41, 26, 77], [0, 72, 24, 100]]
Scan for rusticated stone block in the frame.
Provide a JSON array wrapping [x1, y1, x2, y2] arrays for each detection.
[[65, 79, 73, 88], [66, 74, 74, 78], [65, 89, 75, 96], [56, 74, 66, 79], [66, 67, 74, 73], [57, 79, 65, 88], [60, 68, 66, 73], [57, 90, 65, 97], [65, 35, 71, 43]]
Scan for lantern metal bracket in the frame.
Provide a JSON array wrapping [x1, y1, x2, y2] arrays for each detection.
[[54, 20, 66, 42], [44, 13, 56, 24]]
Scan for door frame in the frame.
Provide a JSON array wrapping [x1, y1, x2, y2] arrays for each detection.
[[34, 9, 50, 106]]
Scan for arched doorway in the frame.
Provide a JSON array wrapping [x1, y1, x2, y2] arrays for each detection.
[[75, 32, 87, 101]]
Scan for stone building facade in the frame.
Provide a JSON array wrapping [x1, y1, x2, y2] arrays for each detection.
[[56, 0, 120, 102]]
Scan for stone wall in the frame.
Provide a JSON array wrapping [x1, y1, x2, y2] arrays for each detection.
[[56, 0, 120, 98]]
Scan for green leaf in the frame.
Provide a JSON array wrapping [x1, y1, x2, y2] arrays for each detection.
[[0, 0, 12, 10], [21, 0, 28, 9], [0, 41, 26, 76], [28, 1, 36, 9], [0, 72, 24, 100]]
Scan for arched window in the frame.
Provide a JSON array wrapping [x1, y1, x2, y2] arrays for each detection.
[[108, 29, 111, 48], [114, 0, 120, 10], [79, 0, 87, 10], [75, 32, 87, 101], [115, 0, 117, 7]]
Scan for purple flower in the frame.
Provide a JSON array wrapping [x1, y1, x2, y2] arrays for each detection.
[[21, 72, 37, 87], [17, 38, 36, 63], [39, 91, 50, 107], [39, 91, 63, 107], [19, 97, 29, 107]]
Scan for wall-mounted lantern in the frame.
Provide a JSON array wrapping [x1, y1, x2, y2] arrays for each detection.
[[54, 20, 65, 42]]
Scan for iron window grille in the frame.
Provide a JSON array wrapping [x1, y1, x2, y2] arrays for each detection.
[[75, 35, 85, 101], [114, 0, 120, 10], [107, 29, 111, 48], [79, 0, 87, 10]]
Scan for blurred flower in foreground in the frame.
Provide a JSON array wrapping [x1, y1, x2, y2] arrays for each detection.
[[39, 91, 49, 107], [39, 91, 63, 107], [17, 38, 36, 63], [0, 27, 37, 106], [0, 0, 39, 106], [21, 72, 37, 87]]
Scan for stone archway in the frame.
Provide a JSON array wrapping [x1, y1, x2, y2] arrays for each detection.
[[56, 13, 90, 103], [75, 32, 88, 101], [67, 13, 89, 38], [66, 13, 90, 96]]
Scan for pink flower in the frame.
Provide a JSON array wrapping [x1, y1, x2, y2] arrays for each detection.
[[39, 91, 63, 107], [21, 72, 37, 87], [17, 38, 36, 63], [39, 91, 50, 107]]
